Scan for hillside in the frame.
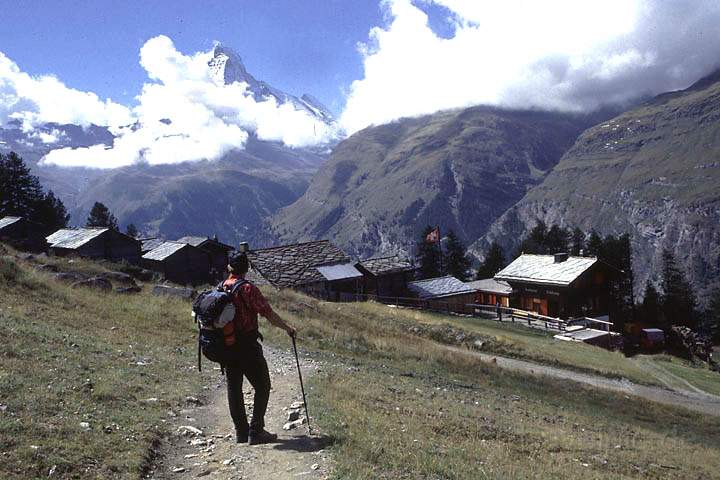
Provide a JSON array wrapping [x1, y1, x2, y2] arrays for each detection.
[[69, 135, 326, 246], [271, 106, 617, 258], [479, 70, 720, 304], [2, 248, 720, 478]]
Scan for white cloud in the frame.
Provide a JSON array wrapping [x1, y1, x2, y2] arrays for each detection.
[[341, 0, 720, 133], [0, 35, 339, 169], [0, 52, 133, 131]]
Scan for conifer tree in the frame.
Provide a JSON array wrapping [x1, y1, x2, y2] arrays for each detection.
[[705, 288, 720, 344], [660, 248, 697, 329], [0, 152, 69, 231], [586, 230, 603, 257], [415, 225, 442, 279], [476, 241, 505, 279], [570, 227, 585, 255], [641, 281, 662, 327], [445, 229, 471, 281], [86, 202, 118, 230], [545, 225, 570, 253], [126, 223, 138, 238]]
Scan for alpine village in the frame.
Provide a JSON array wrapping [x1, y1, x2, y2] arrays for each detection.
[[2, 3, 720, 480]]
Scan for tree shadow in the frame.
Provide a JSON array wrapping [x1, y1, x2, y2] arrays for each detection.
[[271, 434, 335, 453]]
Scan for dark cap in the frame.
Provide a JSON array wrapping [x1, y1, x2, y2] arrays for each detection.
[[228, 252, 249, 274]]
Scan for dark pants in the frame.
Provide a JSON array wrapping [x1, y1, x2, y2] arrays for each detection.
[[225, 339, 271, 435]]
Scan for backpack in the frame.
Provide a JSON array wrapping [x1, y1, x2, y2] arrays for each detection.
[[192, 279, 248, 372]]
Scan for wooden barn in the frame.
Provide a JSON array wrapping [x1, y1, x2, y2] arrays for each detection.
[[46, 228, 141, 264], [407, 276, 476, 313], [177, 236, 234, 282], [0, 216, 48, 251], [465, 278, 513, 307], [356, 256, 415, 298], [141, 241, 211, 286], [246, 240, 362, 301], [494, 253, 615, 319]]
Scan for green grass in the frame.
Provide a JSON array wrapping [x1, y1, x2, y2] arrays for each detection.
[[257, 290, 720, 479], [0, 254, 205, 479], [3, 251, 720, 479]]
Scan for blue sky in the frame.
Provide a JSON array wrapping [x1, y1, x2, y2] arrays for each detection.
[[3, 1, 720, 169], [0, 0, 389, 114]]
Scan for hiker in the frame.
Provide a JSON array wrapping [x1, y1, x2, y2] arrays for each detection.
[[222, 252, 296, 445]]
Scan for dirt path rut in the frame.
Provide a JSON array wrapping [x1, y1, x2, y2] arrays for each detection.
[[457, 348, 720, 417], [148, 346, 332, 479]]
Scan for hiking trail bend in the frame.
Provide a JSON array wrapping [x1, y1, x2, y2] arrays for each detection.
[[149, 346, 332, 480]]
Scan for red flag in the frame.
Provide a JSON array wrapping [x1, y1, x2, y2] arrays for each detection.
[[425, 227, 440, 244]]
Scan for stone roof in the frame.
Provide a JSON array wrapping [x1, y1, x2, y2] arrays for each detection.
[[0, 216, 22, 230], [46, 228, 109, 249], [357, 256, 414, 276], [465, 278, 513, 295], [141, 238, 165, 253], [407, 276, 475, 299], [315, 262, 363, 281], [177, 236, 234, 251], [494, 254, 597, 287], [246, 240, 352, 288], [142, 241, 188, 261]]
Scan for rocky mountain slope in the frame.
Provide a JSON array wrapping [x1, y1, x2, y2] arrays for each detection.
[[479, 71, 720, 304], [271, 106, 615, 259]]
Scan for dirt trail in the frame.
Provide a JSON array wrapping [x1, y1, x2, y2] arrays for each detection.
[[148, 346, 332, 480], [448, 347, 720, 417]]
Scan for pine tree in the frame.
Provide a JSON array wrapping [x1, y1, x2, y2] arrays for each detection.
[[415, 225, 442, 279], [476, 241, 505, 279], [0, 152, 44, 217], [126, 223, 138, 238], [660, 248, 697, 329], [0, 152, 69, 231], [35, 190, 70, 232], [517, 220, 548, 255], [640, 281, 662, 327], [445, 230, 470, 280], [545, 225, 570, 253], [705, 288, 720, 344], [570, 227, 585, 255], [86, 202, 118, 230], [586, 230, 603, 257]]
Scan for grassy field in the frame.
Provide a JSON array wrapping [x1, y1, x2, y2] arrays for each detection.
[[0, 252, 205, 479], [342, 301, 720, 395], [2, 249, 719, 479], [260, 289, 720, 479]]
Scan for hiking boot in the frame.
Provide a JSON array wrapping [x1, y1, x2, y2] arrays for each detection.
[[235, 430, 248, 443], [248, 429, 278, 445]]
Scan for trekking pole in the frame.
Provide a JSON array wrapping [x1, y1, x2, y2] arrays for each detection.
[[291, 335, 312, 435]]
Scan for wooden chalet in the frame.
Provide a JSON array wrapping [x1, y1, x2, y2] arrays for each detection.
[[494, 253, 615, 319], [355, 256, 415, 298], [177, 236, 234, 282], [246, 240, 363, 301], [140, 237, 165, 255], [407, 275, 476, 313], [141, 241, 211, 286], [465, 278, 513, 307], [0, 216, 48, 251], [46, 228, 141, 264]]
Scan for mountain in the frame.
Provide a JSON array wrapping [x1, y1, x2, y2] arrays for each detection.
[[271, 106, 618, 258], [70, 134, 324, 246], [479, 70, 720, 304], [209, 45, 335, 124], [0, 44, 338, 246]]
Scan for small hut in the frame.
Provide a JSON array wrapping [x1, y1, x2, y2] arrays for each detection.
[[407, 276, 476, 313], [0, 216, 48, 251], [177, 236, 234, 282], [356, 256, 415, 298], [46, 228, 141, 264], [141, 241, 211, 286], [465, 278, 513, 307]]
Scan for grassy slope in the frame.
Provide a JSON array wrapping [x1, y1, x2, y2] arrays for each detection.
[[261, 290, 720, 479], [0, 254, 204, 479], [2, 251, 719, 479]]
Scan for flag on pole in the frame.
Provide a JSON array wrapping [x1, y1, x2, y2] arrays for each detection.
[[425, 226, 440, 244]]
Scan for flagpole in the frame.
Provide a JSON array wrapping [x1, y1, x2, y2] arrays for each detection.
[[437, 226, 444, 275]]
